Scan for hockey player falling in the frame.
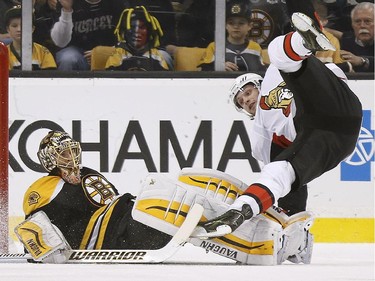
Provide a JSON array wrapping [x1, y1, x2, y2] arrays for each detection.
[[194, 6, 362, 263]]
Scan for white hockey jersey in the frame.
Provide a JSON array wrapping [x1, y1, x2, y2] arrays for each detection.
[[250, 63, 347, 164]]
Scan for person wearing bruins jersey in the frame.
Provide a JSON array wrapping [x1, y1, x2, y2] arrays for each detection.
[[197, 0, 267, 72], [5, 5, 56, 70], [105, 6, 170, 71], [23, 131, 171, 251]]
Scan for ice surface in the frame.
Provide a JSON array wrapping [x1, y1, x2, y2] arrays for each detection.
[[0, 243, 373, 281]]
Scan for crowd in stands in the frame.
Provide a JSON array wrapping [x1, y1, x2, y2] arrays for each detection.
[[0, 0, 373, 73]]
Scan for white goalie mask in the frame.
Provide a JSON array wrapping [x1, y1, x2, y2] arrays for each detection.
[[37, 131, 82, 184], [228, 73, 263, 119]]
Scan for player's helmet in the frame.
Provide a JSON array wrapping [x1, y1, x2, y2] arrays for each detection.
[[37, 131, 81, 172], [229, 73, 263, 118]]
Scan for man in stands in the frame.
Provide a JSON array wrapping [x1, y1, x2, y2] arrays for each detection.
[[50, 0, 121, 70]]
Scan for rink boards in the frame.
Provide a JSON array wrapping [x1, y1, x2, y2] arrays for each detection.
[[7, 77, 374, 243]]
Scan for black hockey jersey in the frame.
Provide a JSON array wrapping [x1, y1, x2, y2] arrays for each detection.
[[23, 167, 170, 250]]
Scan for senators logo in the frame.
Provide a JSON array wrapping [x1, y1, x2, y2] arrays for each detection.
[[259, 81, 293, 117]]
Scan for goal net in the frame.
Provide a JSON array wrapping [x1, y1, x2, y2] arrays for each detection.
[[0, 42, 9, 253]]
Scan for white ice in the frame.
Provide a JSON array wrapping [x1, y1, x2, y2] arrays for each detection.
[[0, 243, 373, 281]]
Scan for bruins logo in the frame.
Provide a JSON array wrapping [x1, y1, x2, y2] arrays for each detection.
[[249, 9, 274, 47], [28, 191, 41, 206], [82, 174, 116, 207]]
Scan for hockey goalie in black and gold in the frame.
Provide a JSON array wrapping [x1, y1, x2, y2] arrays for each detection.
[[18, 130, 315, 265], [22, 131, 171, 255]]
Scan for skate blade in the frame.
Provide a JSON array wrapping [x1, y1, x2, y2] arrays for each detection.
[[191, 225, 232, 239], [292, 13, 336, 51]]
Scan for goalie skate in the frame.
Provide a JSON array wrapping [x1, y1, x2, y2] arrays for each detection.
[[291, 12, 335, 51]]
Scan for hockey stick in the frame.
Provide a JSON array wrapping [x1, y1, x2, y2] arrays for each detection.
[[0, 203, 204, 264]]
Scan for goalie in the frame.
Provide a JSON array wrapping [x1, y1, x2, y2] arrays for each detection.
[[17, 130, 317, 266], [17, 130, 172, 263]]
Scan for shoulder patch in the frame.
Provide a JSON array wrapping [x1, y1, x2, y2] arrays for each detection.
[[27, 191, 41, 206]]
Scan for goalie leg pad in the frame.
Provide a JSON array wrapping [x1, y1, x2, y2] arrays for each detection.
[[277, 211, 314, 264], [132, 170, 246, 237], [14, 211, 72, 263], [190, 214, 283, 265]]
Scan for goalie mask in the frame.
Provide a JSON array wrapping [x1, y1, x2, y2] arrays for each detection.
[[229, 73, 263, 119], [37, 131, 82, 185]]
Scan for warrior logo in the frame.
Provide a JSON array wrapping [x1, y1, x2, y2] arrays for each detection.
[[82, 174, 117, 207], [259, 81, 293, 117]]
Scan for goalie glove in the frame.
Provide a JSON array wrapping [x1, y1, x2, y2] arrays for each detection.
[[14, 211, 72, 264]]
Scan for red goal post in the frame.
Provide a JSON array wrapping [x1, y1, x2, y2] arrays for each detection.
[[0, 42, 9, 253]]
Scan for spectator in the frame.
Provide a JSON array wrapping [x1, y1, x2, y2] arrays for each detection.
[[247, 0, 290, 49], [313, 0, 344, 64], [33, 0, 60, 57], [0, 0, 21, 44], [50, 0, 121, 71], [172, 0, 215, 48], [105, 6, 170, 71], [197, 0, 266, 72], [338, 2, 374, 72], [5, 5, 57, 70], [121, 0, 176, 70], [323, 0, 356, 35], [122, 0, 176, 46]]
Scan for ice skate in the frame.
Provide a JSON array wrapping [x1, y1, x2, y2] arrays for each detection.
[[291, 12, 335, 51], [192, 204, 253, 239]]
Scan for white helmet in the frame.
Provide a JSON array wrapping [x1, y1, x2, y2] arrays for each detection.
[[229, 73, 263, 118]]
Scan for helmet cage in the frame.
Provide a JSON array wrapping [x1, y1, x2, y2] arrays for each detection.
[[37, 131, 81, 172]]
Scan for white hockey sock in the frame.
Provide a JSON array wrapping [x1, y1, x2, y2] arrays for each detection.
[[268, 32, 312, 73]]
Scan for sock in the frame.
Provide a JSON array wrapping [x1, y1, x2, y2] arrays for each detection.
[[284, 32, 312, 60]]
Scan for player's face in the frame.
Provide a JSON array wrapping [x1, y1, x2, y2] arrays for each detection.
[[57, 148, 81, 185], [129, 19, 148, 49], [6, 18, 21, 43], [235, 84, 259, 116]]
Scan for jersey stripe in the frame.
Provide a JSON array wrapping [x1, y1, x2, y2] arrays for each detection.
[[244, 184, 275, 213], [283, 32, 302, 61]]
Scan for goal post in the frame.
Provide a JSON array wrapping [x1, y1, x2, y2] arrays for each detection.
[[0, 42, 9, 253]]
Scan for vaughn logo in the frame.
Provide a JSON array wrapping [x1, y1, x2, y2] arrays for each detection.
[[200, 241, 238, 259]]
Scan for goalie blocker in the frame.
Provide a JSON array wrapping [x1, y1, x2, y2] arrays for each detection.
[[132, 168, 314, 265]]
